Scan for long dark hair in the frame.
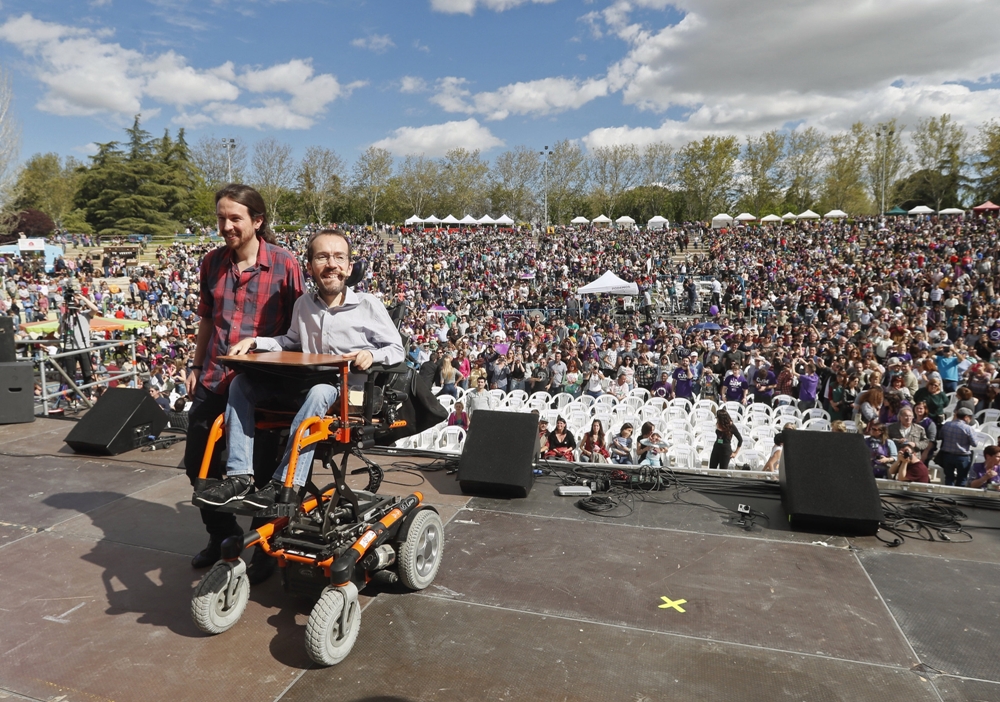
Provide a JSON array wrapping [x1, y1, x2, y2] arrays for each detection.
[[215, 184, 277, 245], [717, 408, 735, 437]]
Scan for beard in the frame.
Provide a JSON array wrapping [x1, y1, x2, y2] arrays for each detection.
[[314, 266, 347, 299]]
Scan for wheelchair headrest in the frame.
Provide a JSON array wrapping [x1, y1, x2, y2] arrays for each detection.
[[345, 258, 366, 288]]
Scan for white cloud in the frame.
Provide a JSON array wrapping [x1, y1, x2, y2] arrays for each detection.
[[400, 76, 429, 94], [431, 75, 609, 120], [350, 34, 395, 54], [430, 0, 558, 15], [0, 13, 358, 128], [373, 118, 504, 156], [576, 0, 1000, 146]]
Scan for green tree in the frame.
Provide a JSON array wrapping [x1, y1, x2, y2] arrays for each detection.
[[487, 146, 539, 221], [974, 119, 1000, 204], [439, 148, 489, 217], [675, 135, 739, 220], [298, 146, 345, 225], [351, 146, 394, 224], [820, 122, 872, 214], [910, 114, 967, 211], [588, 143, 642, 218], [738, 130, 786, 216], [783, 127, 826, 213], [396, 155, 438, 218], [12, 152, 81, 226]]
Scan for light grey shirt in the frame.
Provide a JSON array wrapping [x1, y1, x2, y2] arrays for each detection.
[[254, 287, 404, 385]]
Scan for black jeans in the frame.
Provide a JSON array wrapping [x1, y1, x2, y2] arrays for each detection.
[[709, 442, 733, 471], [61, 348, 94, 396], [184, 381, 283, 540]]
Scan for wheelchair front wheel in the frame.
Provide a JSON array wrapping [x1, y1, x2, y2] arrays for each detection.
[[191, 559, 250, 634], [305, 583, 361, 666], [398, 509, 444, 591]]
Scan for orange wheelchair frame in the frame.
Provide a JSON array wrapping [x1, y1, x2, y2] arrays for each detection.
[[189, 359, 444, 666]]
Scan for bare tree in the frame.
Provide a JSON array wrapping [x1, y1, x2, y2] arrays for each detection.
[[589, 144, 642, 218], [251, 137, 295, 224], [784, 127, 827, 213], [298, 146, 344, 225], [396, 155, 438, 217], [488, 146, 539, 221], [439, 148, 489, 217], [865, 119, 908, 213], [739, 130, 786, 216], [0, 67, 22, 228], [192, 135, 248, 188], [351, 146, 394, 225], [641, 142, 674, 186], [546, 140, 589, 224]]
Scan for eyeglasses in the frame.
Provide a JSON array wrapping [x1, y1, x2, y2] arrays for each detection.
[[312, 252, 349, 265]]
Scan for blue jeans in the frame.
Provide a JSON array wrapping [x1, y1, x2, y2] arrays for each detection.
[[937, 452, 971, 487], [942, 379, 958, 394], [225, 374, 340, 487]]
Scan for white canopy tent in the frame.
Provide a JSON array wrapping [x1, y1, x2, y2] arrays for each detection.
[[734, 212, 756, 221], [760, 214, 783, 223], [781, 212, 798, 220], [441, 215, 460, 225], [577, 271, 639, 296], [478, 215, 496, 225], [908, 205, 934, 215], [711, 213, 734, 229], [404, 215, 424, 225], [495, 214, 515, 225], [423, 215, 441, 225], [615, 215, 636, 226], [938, 207, 965, 215], [570, 216, 590, 224], [459, 214, 479, 225], [824, 209, 848, 219], [647, 215, 668, 229], [797, 209, 820, 219], [591, 214, 612, 225]]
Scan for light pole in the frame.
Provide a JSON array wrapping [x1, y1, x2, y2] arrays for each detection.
[[222, 138, 236, 183], [539, 145, 550, 228]]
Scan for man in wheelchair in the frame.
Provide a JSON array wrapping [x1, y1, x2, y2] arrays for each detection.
[[193, 229, 404, 511]]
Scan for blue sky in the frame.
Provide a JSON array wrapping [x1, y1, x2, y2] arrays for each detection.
[[1, 0, 1000, 167]]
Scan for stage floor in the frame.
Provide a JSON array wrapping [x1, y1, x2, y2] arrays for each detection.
[[1, 416, 999, 702]]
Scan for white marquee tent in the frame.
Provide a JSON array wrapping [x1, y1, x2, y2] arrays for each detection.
[[824, 209, 848, 219], [478, 215, 496, 225], [495, 214, 515, 225], [781, 212, 798, 220], [760, 214, 783, 223], [441, 215, 460, 224], [571, 216, 590, 224], [577, 271, 639, 296], [735, 212, 756, 221], [459, 214, 479, 225], [592, 214, 612, 224], [423, 215, 441, 224], [711, 213, 734, 229], [908, 205, 934, 215], [938, 207, 965, 215], [797, 210, 820, 219], [616, 215, 636, 226], [647, 215, 669, 229], [405, 215, 423, 225]]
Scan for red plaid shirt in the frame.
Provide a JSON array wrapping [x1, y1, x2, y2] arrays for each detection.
[[196, 237, 305, 393]]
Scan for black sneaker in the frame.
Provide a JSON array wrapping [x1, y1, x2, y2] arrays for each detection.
[[194, 474, 254, 507], [242, 480, 282, 510]]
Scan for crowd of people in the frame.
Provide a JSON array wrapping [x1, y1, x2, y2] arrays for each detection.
[[4, 207, 1000, 489]]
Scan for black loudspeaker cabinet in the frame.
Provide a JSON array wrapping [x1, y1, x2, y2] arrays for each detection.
[[458, 410, 540, 498], [0, 362, 35, 424], [64, 387, 168, 455], [779, 430, 883, 535], [0, 316, 15, 363]]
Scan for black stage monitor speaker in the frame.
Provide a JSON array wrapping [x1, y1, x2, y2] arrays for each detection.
[[0, 362, 35, 424], [0, 316, 15, 363], [458, 410, 540, 498], [64, 387, 168, 455], [779, 430, 883, 535]]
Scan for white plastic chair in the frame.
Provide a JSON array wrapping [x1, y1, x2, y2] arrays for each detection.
[[622, 396, 645, 413], [975, 408, 1000, 426], [773, 405, 802, 420], [527, 397, 549, 412], [694, 398, 718, 413], [666, 405, 690, 421], [748, 411, 772, 428], [639, 404, 664, 424], [551, 392, 575, 410], [723, 401, 746, 419], [772, 394, 796, 407], [644, 397, 668, 412], [437, 426, 467, 454], [437, 395, 456, 413], [669, 445, 695, 470], [594, 394, 619, 409], [802, 418, 831, 432], [802, 407, 832, 422], [577, 394, 596, 408], [842, 420, 859, 433], [773, 415, 803, 430], [541, 408, 560, 426], [689, 407, 715, 427], [750, 426, 776, 443], [669, 397, 694, 414], [528, 391, 552, 406], [748, 402, 773, 418], [628, 387, 651, 402]]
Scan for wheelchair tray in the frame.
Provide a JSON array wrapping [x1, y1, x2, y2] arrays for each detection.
[[220, 351, 350, 384]]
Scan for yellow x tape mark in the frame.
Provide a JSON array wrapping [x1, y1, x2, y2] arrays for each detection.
[[659, 596, 687, 612]]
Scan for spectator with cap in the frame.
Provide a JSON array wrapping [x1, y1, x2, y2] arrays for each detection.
[[937, 407, 978, 486]]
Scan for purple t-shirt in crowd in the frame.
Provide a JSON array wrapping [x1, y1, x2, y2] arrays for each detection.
[[724, 374, 748, 401], [798, 373, 819, 402], [672, 367, 694, 398]]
